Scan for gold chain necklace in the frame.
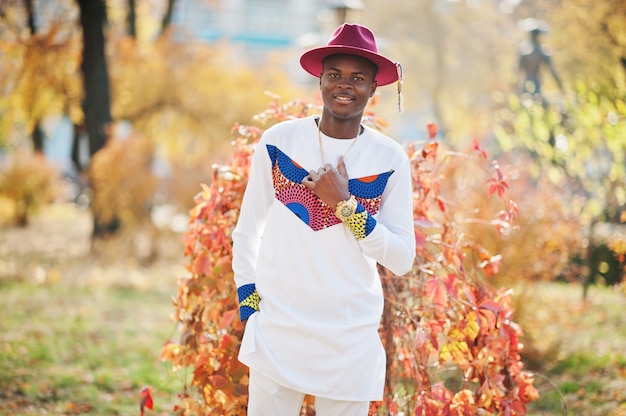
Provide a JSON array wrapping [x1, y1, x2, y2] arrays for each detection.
[[317, 117, 361, 165]]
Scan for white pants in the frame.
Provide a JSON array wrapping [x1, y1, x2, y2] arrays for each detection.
[[247, 369, 370, 416]]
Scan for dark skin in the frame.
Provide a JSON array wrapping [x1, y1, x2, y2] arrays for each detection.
[[302, 54, 378, 208]]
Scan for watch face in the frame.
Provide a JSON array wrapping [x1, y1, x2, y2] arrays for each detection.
[[340, 205, 353, 218]]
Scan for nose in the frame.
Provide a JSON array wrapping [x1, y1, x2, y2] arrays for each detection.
[[337, 76, 353, 89]]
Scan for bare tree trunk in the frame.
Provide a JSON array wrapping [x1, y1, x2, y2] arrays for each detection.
[[24, 0, 44, 154], [76, 0, 117, 238], [161, 0, 176, 34], [24, 0, 36, 33], [77, 0, 111, 158], [127, 0, 136, 37], [32, 124, 44, 153]]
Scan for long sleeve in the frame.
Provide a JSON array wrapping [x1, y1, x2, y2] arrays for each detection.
[[351, 152, 415, 276], [231, 136, 274, 320]]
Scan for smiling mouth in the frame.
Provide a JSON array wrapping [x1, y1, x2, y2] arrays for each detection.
[[334, 95, 354, 103]]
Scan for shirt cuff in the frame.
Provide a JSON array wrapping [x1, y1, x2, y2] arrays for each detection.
[[237, 283, 260, 321]]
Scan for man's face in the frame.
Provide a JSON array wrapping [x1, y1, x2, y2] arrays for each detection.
[[319, 54, 378, 121]]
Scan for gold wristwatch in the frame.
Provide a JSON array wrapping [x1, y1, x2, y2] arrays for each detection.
[[335, 195, 358, 221]]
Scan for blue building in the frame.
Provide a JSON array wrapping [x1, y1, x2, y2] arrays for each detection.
[[170, 0, 363, 64]]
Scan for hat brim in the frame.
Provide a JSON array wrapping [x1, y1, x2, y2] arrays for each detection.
[[300, 45, 398, 86]]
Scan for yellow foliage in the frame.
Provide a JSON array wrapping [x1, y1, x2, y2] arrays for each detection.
[[0, 149, 60, 226], [0, 21, 82, 142], [549, 0, 626, 88], [463, 311, 480, 340], [439, 329, 471, 366], [89, 128, 158, 227], [108, 36, 306, 169]]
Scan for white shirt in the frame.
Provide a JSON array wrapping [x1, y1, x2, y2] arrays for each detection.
[[232, 115, 415, 401]]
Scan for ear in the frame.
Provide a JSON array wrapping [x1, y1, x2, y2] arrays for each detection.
[[369, 82, 378, 97]]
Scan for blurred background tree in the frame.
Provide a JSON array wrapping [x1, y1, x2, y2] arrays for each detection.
[[0, 0, 303, 235]]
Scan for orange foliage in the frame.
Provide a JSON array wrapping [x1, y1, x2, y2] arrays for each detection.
[[160, 97, 537, 415], [0, 149, 60, 226], [89, 126, 159, 228]]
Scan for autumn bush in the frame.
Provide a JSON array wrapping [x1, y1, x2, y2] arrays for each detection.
[[158, 96, 540, 415], [0, 148, 60, 226], [88, 126, 160, 261], [452, 151, 587, 287], [492, 84, 626, 296]]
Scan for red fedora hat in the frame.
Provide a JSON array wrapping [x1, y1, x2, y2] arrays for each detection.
[[300, 23, 399, 86]]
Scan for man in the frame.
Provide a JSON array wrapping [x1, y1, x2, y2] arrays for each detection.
[[232, 23, 416, 416]]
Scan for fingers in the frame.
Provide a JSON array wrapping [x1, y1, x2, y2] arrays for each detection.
[[302, 170, 316, 186], [318, 164, 336, 175], [303, 164, 342, 188]]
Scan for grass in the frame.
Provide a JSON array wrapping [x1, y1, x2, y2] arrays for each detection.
[[0, 204, 188, 415], [0, 279, 187, 415], [515, 281, 626, 416], [1, 203, 625, 415]]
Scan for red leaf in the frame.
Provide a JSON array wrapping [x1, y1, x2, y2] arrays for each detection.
[[479, 254, 502, 277], [192, 252, 210, 275], [209, 374, 229, 389], [487, 178, 509, 198], [427, 122, 439, 138], [486, 161, 509, 198], [479, 299, 503, 313], [472, 139, 488, 159], [218, 309, 237, 330], [425, 277, 448, 309], [437, 198, 446, 212], [219, 333, 234, 350], [441, 273, 459, 299], [509, 399, 526, 414], [415, 230, 427, 251], [426, 319, 446, 349], [140, 386, 154, 415], [421, 141, 439, 160]]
